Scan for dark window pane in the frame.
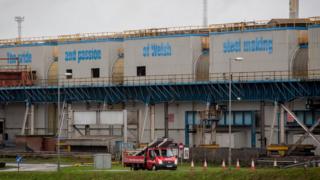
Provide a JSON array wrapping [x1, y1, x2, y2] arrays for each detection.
[[137, 66, 146, 76], [66, 69, 72, 79], [91, 68, 100, 78]]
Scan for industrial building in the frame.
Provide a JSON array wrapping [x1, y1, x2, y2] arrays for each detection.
[[0, 7, 320, 157]]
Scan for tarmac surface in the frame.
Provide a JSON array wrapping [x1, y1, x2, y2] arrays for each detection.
[[0, 163, 71, 172]]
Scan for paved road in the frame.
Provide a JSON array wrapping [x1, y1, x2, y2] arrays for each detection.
[[1, 163, 71, 172]]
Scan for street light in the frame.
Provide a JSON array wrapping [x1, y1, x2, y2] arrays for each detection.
[[57, 72, 72, 171], [228, 57, 244, 168]]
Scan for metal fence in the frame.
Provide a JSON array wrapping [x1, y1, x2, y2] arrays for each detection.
[[0, 69, 315, 88]]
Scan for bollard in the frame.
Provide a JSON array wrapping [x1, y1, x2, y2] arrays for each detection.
[[222, 159, 226, 170], [273, 159, 278, 167], [236, 159, 240, 169], [251, 159, 256, 171], [203, 160, 207, 171]]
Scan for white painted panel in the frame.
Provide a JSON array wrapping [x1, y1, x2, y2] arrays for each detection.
[[216, 132, 247, 148], [209, 29, 300, 74], [74, 112, 96, 125], [309, 27, 320, 71], [0, 45, 54, 79], [100, 111, 123, 125], [58, 41, 122, 83], [124, 36, 202, 79]]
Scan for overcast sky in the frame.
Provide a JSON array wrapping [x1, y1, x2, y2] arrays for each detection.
[[0, 0, 319, 39]]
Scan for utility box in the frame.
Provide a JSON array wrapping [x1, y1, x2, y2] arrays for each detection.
[[94, 154, 111, 169]]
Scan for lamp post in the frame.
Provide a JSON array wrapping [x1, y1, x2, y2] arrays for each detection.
[[57, 72, 72, 171], [228, 57, 244, 168]]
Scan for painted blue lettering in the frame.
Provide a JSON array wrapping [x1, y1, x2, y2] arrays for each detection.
[[65, 49, 102, 63], [6, 51, 32, 64], [143, 43, 172, 57], [227, 37, 273, 54]]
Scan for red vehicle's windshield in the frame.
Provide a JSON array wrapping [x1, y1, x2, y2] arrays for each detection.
[[154, 149, 174, 157]]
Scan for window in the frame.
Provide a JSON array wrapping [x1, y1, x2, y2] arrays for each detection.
[[137, 66, 146, 76], [31, 71, 37, 80], [91, 68, 100, 78], [66, 69, 72, 79], [235, 112, 243, 125]]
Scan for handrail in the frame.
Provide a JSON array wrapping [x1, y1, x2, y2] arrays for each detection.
[[0, 69, 319, 88], [0, 65, 31, 71], [1, 17, 320, 46]]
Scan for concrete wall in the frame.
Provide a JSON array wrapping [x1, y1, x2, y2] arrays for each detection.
[[308, 26, 320, 71], [0, 44, 55, 79], [124, 35, 204, 81], [210, 28, 301, 76], [4, 103, 48, 143], [58, 39, 123, 82], [0, 98, 315, 149]]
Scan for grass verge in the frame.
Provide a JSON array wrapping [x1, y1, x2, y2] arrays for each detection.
[[0, 166, 319, 180]]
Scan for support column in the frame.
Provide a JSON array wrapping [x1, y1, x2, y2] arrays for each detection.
[[210, 122, 217, 144], [67, 104, 73, 139], [260, 101, 266, 149], [280, 106, 285, 144], [30, 104, 35, 135], [123, 109, 127, 143], [202, 102, 210, 145], [137, 110, 141, 145], [150, 105, 155, 141], [140, 104, 149, 143], [164, 102, 169, 138], [21, 103, 29, 135], [251, 112, 256, 148], [269, 101, 278, 146]]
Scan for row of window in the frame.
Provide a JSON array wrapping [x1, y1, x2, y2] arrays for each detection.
[[65, 68, 100, 79], [65, 66, 146, 79], [286, 111, 320, 126], [186, 111, 254, 126], [185, 111, 319, 127]]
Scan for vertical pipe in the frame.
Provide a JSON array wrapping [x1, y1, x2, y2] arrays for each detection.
[[269, 101, 278, 146], [192, 102, 195, 146], [57, 73, 61, 171], [123, 110, 127, 143], [150, 105, 155, 141], [251, 112, 256, 148], [203, 102, 210, 145], [280, 106, 285, 144], [30, 104, 35, 135], [211, 122, 216, 144], [18, 21, 22, 40], [140, 104, 149, 143], [260, 101, 266, 149], [228, 58, 232, 167], [203, 0, 208, 27], [137, 110, 140, 145], [21, 103, 29, 135], [185, 112, 189, 146], [67, 104, 73, 139], [164, 102, 169, 138], [289, 0, 299, 19]]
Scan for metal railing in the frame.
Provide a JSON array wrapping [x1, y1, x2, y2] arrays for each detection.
[[0, 69, 319, 88], [2, 16, 320, 46], [0, 65, 31, 72]]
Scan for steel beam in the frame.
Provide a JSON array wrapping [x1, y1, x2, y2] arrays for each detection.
[[281, 104, 320, 146], [1, 80, 320, 104]]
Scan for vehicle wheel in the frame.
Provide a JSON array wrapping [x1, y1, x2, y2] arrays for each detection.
[[152, 165, 157, 171], [133, 165, 139, 171]]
